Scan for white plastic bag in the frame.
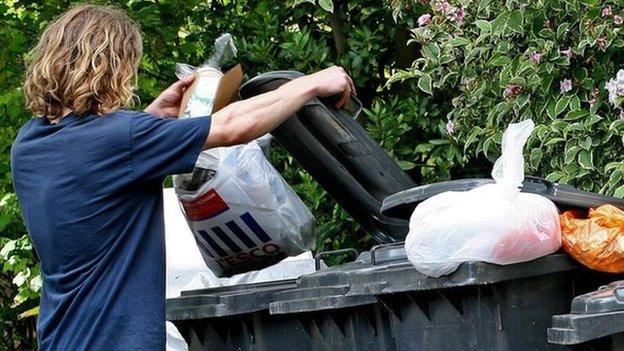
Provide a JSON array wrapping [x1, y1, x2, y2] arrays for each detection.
[[172, 33, 314, 277], [173, 141, 315, 277], [405, 120, 561, 277]]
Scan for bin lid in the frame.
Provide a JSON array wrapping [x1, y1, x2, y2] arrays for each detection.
[[548, 281, 624, 345], [381, 177, 624, 219], [166, 279, 297, 321], [240, 71, 416, 244], [269, 243, 578, 315]]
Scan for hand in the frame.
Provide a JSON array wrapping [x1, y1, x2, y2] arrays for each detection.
[[305, 66, 356, 108], [145, 76, 195, 117]]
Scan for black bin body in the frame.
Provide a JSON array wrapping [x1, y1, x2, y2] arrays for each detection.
[[548, 280, 624, 350], [167, 279, 310, 350], [168, 248, 623, 351], [271, 246, 624, 351]]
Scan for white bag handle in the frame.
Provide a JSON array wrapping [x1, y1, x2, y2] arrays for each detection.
[[491, 119, 535, 190]]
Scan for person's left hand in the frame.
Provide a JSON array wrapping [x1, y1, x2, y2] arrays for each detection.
[[145, 76, 195, 117]]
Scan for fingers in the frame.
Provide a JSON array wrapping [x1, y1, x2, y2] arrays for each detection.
[[171, 75, 196, 92], [336, 84, 350, 108], [346, 74, 356, 96]]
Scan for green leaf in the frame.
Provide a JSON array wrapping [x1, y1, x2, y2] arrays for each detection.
[[569, 96, 581, 111], [464, 126, 483, 151], [12, 271, 28, 287], [565, 109, 589, 121], [489, 55, 512, 66], [0, 240, 16, 259], [565, 146, 581, 164], [465, 47, 481, 63], [19, 306, 39, 319], [478, 0, 494, 11], [556, 23, 570, 40], [318, 0, 334, 12], [422, 43, 440, 60], [545, 171, 565, 182], [529, 149, 542, 169], [429, 139, 450, 145], [449, 37, 471, 47], [507, 11, 524, 34], [292, 0, 316, 6], [579, 0, 600, 6], [546, 99, 557, 119], [418, 74, 433, 95], [565, 162, 580, 175], [555, 97, 570, 116], [397, 160, 416, 170], [608, 170, 624, 188], [544, 137, 565, 146], [515, 94, 530, 109], [579, 136, 592, 150], [614, 184, 624, 198], [606, 162, 624, 172], [475, 20, 492, 32], [584, 114, 603, 127], [492, 12, 510, 35], [578, 150, 594, 170]]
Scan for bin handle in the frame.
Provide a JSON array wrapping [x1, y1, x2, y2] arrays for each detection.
[[319, 95, 363, 121], [315, 248, 359, 271], [370, 242, 405, 266], [523, 176, 555, 194]]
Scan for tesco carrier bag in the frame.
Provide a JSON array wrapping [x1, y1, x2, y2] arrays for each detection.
[[173, 34, 315, 277], [405, 120, 562, 277]]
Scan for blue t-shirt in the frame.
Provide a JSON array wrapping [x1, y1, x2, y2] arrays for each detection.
[[11, 110, 211, 350]]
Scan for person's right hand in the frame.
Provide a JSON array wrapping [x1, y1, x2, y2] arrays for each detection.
[[304, 66, 356, 108]]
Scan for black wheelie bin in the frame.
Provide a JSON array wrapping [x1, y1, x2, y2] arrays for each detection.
[[548, 280, 624, 350], [167, 71, 624, 350]]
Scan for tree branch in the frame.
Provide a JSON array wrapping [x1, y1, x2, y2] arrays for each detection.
[[329, 2, 347, 58]]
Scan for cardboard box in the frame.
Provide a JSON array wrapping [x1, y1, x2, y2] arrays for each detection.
[[179, 64, 243, 118]]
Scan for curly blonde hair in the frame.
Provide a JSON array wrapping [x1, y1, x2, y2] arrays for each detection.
[[24, 4, 143, 118]]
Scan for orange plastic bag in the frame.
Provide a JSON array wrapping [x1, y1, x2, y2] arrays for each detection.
[[560, 205, 624, 273]]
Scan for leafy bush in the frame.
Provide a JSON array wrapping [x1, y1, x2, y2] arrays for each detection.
[[391, 0, 624, 194]]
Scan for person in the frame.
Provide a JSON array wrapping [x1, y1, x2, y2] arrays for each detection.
[[11, 4, 355, 350]]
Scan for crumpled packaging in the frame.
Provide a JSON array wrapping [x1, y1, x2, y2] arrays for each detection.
[[560, 205, 624, 273]]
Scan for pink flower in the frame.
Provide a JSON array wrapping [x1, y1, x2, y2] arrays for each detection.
[[418, 14, 432, 26], [620, 109, 624, 121], [598, 36, 607, 49], [544, 20, 552, 29], [615, 15, 623, 26], [560, 79, 573, 93], [454, 8, 466, 25], [504, 84, 522, 97], [602, 6, 613, 17], [445, 120, 455, 134], [560, 47, 573, 58], [435, 1, 451, 13], [530, 51, 542, 63]]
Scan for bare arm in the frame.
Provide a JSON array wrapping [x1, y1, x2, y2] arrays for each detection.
[[206, 66, 355, 148], [145, 66, 355, 148]]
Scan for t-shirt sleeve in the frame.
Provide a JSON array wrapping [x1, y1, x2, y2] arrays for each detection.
[[129, 112, 211, 181]]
